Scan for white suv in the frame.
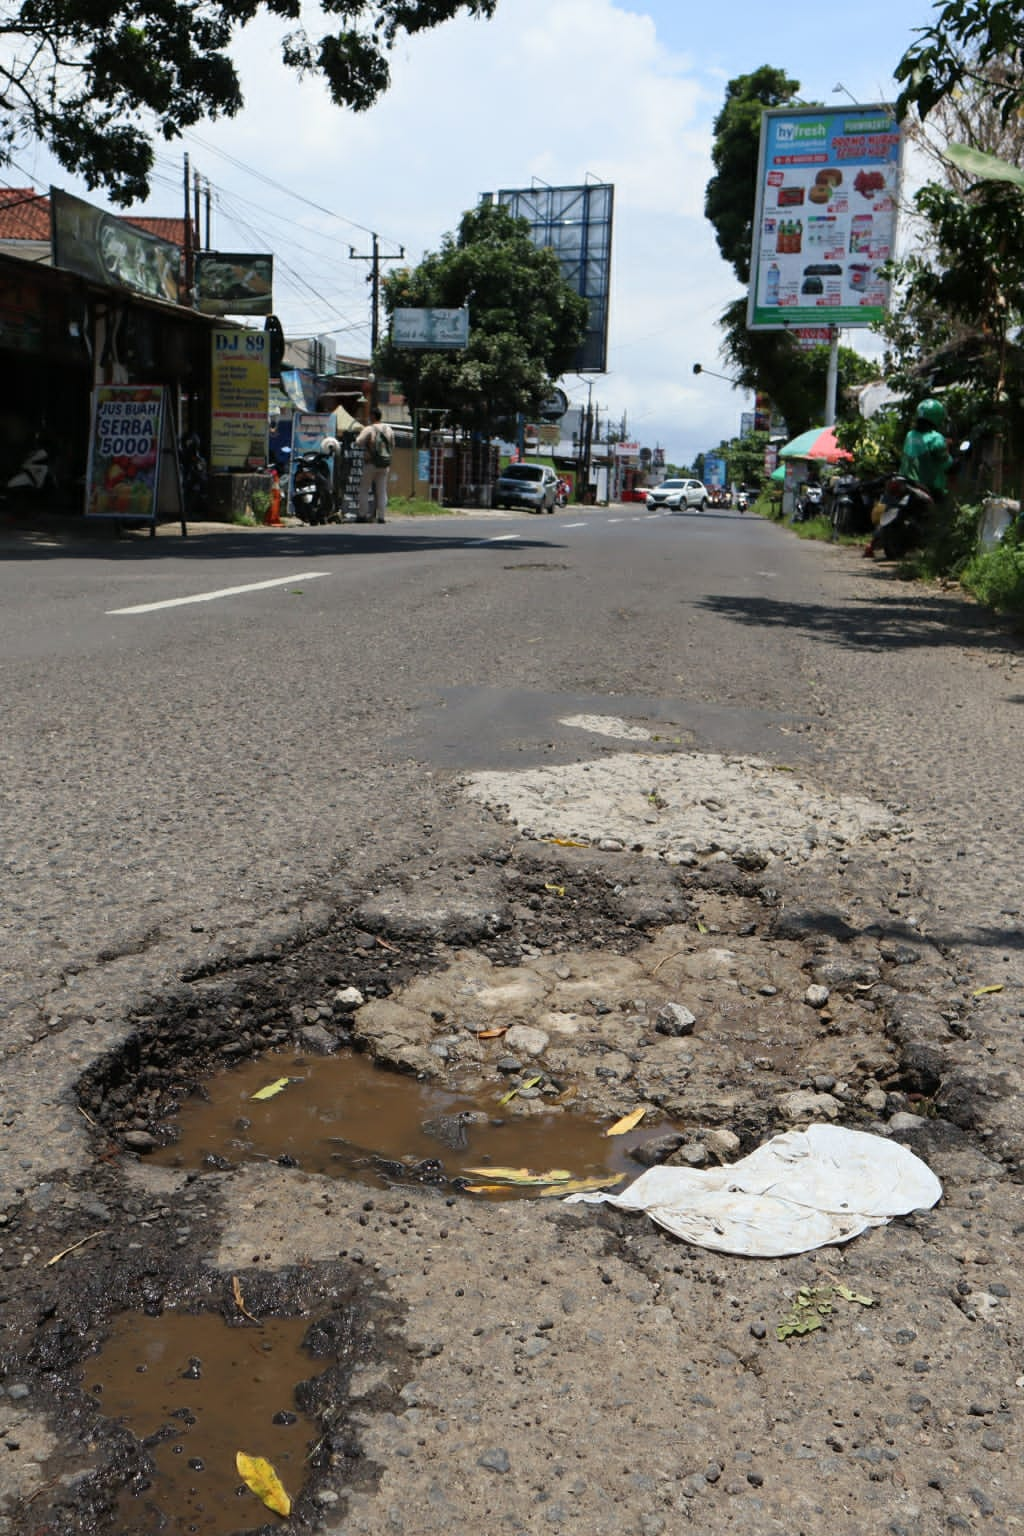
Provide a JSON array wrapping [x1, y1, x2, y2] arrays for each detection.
[[646, 478, 708, 513]]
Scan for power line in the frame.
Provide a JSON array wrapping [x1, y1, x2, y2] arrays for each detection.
[[181, 129, 403, 247]]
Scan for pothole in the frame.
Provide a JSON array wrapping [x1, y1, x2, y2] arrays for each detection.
[[84, 1309, 329, 1536], [143, 1047, 656, 1196]]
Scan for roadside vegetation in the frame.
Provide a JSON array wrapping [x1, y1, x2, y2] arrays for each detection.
[[709, 22, 1024, 625]]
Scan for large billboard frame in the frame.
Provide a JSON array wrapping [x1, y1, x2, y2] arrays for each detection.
[[747, 103, 902, 331], [491, 182, 613, 373], [51, 188, 182, 306]]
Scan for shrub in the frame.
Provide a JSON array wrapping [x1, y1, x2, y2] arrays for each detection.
[[962, 520, 1024, 615]]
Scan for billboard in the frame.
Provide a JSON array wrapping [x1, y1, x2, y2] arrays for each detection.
[[391, 307, 469, 349], [195, 252, 273, 316], [211, 327, 269, 471], [704, 453, 727, 488], [51, 189, 181, 305], [491, 183, 613, 373], [748, 104, 901, 330]]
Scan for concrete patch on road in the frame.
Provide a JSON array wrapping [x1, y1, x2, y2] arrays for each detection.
[[559, 713, 653, 741], [464, 750, 900, 868]]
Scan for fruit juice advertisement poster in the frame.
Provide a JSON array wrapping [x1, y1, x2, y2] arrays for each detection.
[[85, 385, 165, 520], [747, 103, 901, 330]]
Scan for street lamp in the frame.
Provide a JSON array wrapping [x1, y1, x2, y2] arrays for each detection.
[[692, 363, 742, 386]]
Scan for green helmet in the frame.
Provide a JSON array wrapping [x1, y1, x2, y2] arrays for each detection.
[[917, 397, 946, 429]]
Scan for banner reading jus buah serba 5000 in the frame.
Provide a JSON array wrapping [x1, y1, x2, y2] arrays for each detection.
[[747, 104, 902, 331]]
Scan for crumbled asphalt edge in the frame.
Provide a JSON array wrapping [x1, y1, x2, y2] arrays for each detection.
[[0, 1215, 400, 1536], [0, 837, 1001, 1535]]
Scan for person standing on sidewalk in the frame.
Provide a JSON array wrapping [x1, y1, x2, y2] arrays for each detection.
[[357, 407, 395, 523]]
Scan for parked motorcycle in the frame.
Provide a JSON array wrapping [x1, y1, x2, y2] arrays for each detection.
[[872, 475, 934, 558], [793, 480, 823, 523], [292, 437, 338, 525], [178, 432, 208, 521]]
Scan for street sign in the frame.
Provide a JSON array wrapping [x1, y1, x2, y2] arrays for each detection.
[[538, 387, 569, 422]]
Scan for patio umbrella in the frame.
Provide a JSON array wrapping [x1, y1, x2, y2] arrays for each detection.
[[778, 426, 852, 463], [770, 464, 786, 482]]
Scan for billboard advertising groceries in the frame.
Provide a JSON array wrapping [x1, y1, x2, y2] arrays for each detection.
[[748, 105, 901, 330]]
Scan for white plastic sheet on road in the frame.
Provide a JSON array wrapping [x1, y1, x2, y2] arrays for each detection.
[[564, 1124, 942, 1257]]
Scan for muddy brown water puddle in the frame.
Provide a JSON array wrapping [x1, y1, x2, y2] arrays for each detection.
[[85, 1311, 327, 1535], [149, 1049, 654, 1195]]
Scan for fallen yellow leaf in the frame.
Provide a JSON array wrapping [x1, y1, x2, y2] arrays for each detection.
[[476, 1027, 508, 1040], [973, 984, 1005, 997], [251, 1078, 291, 1102], [543, 837, 589, 847], [696, 918, 708, 934], [544, 882, 566, 896], [605, 1107, 646, 1137], [235, 1452, 291, 1517], [462, 1166, 573, 1186], [498, 1074, 542, 1106], [537, 1174, 627, 1197], [232, 1275, 259, 1324]]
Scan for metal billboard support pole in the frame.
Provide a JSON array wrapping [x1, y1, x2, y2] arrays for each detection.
[[825, 327, 840, 427]]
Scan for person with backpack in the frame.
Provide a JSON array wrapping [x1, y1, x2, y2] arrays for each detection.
[[356, 406, 395, 523]]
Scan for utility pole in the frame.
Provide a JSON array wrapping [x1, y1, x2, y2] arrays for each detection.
[[193, 168, 202, 253], [349, 233, 405, 357], [182, 152, 193, 299]]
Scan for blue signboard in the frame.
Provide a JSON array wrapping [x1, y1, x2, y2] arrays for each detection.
[[704, 454, 726, 488]]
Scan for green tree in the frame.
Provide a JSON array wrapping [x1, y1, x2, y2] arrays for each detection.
[[0, 0, 496, 203], [895, 1, 1024, 123], [375, 202, 588, 436], [704, 65, 801, 285]]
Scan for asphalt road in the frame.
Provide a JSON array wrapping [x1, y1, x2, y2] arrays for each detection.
[[4, 501, 1022, 1033], [7, 501, 1024, 1535]]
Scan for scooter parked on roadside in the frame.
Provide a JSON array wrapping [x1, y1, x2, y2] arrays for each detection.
[[292, 437, 338, 525], [792, 480, 823, 523]]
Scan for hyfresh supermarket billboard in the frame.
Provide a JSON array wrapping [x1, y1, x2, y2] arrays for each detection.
[[747, 105, 902, 330]]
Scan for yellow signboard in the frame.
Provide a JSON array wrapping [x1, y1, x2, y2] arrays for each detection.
[[211, 327, 269, 470]]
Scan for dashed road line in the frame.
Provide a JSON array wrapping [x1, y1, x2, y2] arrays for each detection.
[[108, 571, 329, 615], [562, 522, 587, 529]]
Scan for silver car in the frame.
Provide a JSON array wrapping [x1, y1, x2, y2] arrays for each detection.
[[646, 477, 708, 513], [495, 462, 558, 513]]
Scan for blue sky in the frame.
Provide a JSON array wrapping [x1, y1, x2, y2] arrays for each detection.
[[8, 0, 942, 464]]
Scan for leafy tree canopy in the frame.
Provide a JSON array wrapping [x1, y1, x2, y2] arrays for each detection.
[[0, 0, 496, 203], [704, 65, 800, 285], [376, 202, 588, 436], [896, 0, 1024, 122]]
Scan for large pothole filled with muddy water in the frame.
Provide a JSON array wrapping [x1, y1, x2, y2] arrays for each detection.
[[6, 747, 985, 1536]]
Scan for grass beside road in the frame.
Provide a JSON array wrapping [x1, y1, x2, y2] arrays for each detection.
[[388, 495, 451, 517]]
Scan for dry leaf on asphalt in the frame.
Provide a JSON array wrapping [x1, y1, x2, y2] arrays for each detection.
[[605, 1107, 646, 1137], [235, 1452, 291, 1516], [476, 1027, 508, 1040], [251, 1078, 292, 1102]]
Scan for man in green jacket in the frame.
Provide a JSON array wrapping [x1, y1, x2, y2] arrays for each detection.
[[865, 397, 952, 557]]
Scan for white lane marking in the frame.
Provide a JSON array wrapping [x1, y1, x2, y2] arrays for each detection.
[[606, 517, 623, 524], [108, 571, 329, 615], [562, 521, 587, 529], [467, 533, 523, 546]]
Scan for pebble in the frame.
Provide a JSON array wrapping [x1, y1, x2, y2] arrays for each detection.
[[655, 1003, 696, 1036], [333, 987, 365, 1011], [478, 1447, 511, 1474], [503, 1025, 549, 1056], [804, 985, 831, 1009], [122, 1130, 158, 1151], [981, 1430, 1005, 1452]]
